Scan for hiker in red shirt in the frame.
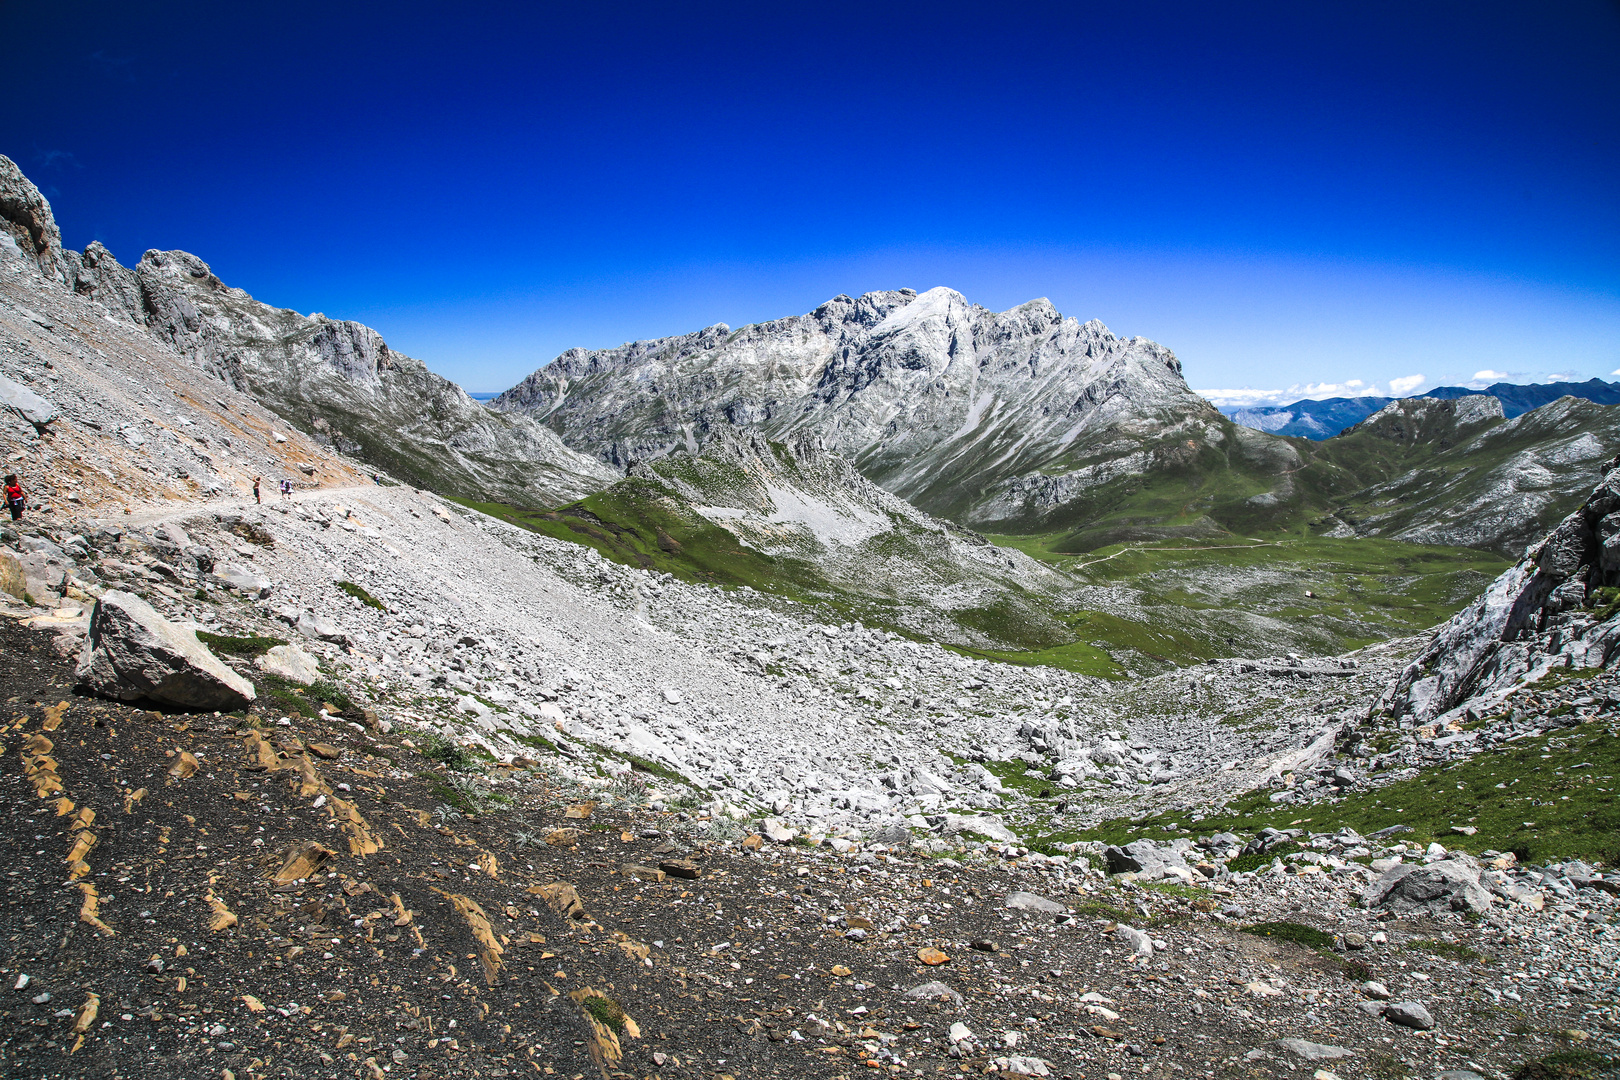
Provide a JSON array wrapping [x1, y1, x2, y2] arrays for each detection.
[[4, 474, 24, 521]]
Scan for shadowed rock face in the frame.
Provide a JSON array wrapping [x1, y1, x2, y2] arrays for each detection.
[[493, 287, 1224, 529], [1383, 454, 1620, 723]]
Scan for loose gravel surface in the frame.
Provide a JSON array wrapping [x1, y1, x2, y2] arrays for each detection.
[[2, 618, 1614, 1080]]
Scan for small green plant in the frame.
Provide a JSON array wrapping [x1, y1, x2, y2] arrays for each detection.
[[581, 994, 627, 1033], [199, 630, 288, 658], [336, 580, 385, 610], [308, 678, 355, 715], [421, 733, 479, 770], [432, 804, 463, 823], [451, 773, 510, 808], [193, 588, 209, 601], [607, 770, 650, 804], [1589, 587, 1620, 623]]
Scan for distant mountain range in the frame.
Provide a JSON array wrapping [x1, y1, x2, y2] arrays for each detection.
[[5, 151, 1618, 560], [1221, 378, 1620, 439]]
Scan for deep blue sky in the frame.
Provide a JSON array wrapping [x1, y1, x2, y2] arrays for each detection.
[[5, 2, 1618, 401]]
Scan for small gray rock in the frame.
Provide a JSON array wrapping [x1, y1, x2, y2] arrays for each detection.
[[904, 981, 964, 1009], [1005, 890, 1065, 914], [1383, 1001, 1435, 1030], [1274, 1039, 1354, 1061]]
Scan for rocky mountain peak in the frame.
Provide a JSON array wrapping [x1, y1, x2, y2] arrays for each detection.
[[494, 285, 1216, 528]]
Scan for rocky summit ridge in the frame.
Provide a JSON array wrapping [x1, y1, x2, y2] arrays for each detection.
[[0, 155, 615, 508], [493, 285, 1230, 531]]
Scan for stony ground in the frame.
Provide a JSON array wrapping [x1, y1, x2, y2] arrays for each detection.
[[2, 617, 1615, 1080]]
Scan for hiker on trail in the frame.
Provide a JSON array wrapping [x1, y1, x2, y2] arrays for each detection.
[[3, 474, 23, 521], [253, 477, 262, 504], [280, 479, 292, 500]]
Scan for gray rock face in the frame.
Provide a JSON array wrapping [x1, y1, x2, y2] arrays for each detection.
[[212, 563, 271, 597], [1338, 396, 1620, 557], [0, 155, 70, 285], [76, 590, 256, 710], [1385, 456, 1620, 723], [493, 287, 1234, 530], [1361, 855, 1493, 914], [104, 248, 618, 506]]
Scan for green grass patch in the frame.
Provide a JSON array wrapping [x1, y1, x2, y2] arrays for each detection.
[[1242, 920, 1371, 979], [1241, 921, 1336, 950], [1074, 714, 1620, 864], [198, 630, 288, 657], [336, 580, 385, 610], [581, 994, 628, 1033], [502, 730, 558, 754], [623, 752, 689, 785], [1514, 1049, 1619, 1080], [1403, 938, 1487, 964]]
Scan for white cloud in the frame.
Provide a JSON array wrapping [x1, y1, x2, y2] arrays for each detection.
[[1542, 372, 1576, 383], [1388, 374, 1426, 396], [1472, 370, 1509, 382]]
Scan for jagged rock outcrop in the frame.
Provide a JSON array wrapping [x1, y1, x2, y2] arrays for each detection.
[[0, 155, 615, 506], [1383, 454, 1620, 723], [0, 155, 70, 285], [494, 287, 1256, 530]]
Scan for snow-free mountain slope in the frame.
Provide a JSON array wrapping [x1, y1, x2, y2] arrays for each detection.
[[0, 154, 616, 507]]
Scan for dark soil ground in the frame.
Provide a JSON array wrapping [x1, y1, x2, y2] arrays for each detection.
[[1, 617, 1613, 1080]]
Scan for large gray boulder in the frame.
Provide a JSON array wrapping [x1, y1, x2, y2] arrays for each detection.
[[295, 611, 348, 646], [76, 590, 256, 710], [1105, 838, 1189, 880], [1361, 854, 1493, 914], [0, 373, 58, 430]]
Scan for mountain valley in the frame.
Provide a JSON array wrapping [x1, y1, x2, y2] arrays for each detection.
[[0, 154, 1616, 1080]]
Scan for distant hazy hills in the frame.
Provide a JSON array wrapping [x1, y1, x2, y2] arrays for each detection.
[[1221, 378, 1620, 439]]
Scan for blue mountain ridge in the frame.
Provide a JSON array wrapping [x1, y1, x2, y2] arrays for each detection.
[[1217, 378, 1620, 439]]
